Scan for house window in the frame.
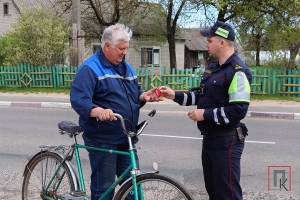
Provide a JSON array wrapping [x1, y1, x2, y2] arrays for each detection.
[[3, 3, 9, 15], [93, 44, 101, 53], [140, 47, 160, 67], [198, 52, 203, 59]]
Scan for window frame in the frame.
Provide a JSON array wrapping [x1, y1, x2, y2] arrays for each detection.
[[3, 3, 9, 16], [140, 46, 160, 67]]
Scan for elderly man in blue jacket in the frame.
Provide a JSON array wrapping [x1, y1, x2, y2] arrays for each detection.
[[70, 23, 161, 200]]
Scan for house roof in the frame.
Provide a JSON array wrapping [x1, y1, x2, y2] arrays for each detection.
[[125, 3, 167, 36], [12, 0, 54, 12], [182, 28, 207, 51], [182, 28, 242, 52]]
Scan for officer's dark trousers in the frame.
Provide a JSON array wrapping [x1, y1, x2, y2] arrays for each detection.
[[202, 135, 244, 200]]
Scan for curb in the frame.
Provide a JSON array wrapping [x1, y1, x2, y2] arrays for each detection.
[[1, 101, 300, 120], [247, 111, 300, 120], [0, 101, 71, 109]]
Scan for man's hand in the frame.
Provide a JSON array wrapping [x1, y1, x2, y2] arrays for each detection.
[[159, 86, 175, 100], [188, 109, 205, 121], [140, 88, 163, 102], [90, 107, 117, 121]]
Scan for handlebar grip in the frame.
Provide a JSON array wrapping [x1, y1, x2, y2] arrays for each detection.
[[148, 109, 156, 117]]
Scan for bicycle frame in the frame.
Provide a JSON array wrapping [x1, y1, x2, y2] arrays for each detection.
[[42, 133, 142, 200], [24, 109, 193, 200], [73, 135, 140, 200], [38, 111, 156, 200]]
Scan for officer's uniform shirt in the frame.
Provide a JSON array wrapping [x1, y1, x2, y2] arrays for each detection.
[[174, 52, 252, 136]]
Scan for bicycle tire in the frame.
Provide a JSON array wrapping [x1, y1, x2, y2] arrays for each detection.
[[22, 151, 76, 200], [113, 173, 194, 200]]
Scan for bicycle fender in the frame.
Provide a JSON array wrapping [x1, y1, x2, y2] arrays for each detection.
[[23, 150, 80, 191]]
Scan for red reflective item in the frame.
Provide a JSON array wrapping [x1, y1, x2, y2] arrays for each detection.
[[151, 83, 161, 97], [155, 89, 162, 97]]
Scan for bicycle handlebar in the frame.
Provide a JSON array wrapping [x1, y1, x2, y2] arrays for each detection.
[[114, 109, 156, 136], [113, 113, 127, 133]]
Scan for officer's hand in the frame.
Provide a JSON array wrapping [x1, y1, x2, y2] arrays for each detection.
[[159, 86, 175, 100], [96, 108, 117, 121], [188, 109, 205, 121]]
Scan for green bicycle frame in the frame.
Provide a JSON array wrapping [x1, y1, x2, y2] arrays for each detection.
[[43, 142, 141, 200], [73, 137, 141, 200]]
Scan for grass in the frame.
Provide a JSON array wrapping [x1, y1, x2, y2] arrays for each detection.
[[250, 95, 300, 102], [0, 86, 70, 94], [1, 86, 300, 102]]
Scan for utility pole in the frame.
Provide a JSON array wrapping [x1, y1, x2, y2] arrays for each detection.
[[71, 0, 84, 66]]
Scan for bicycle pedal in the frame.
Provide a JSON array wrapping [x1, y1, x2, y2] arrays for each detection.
[[70, 190, 86, 197]]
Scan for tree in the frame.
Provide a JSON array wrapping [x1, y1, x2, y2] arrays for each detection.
[[0, 36, 8, 66], [165, 0, 187, 69], [53, 0, 148, 42], [3, 8, 70, 66], [237, 7, 269, 66], [197, 0, 300, 68], [158, 0, 198, 69], [235, 0, 300, 68], [195, 0, 269, 66], [266, 0, 300, 69], [54, 0, 199, 69]]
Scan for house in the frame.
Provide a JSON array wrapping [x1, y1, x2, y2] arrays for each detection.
[[89, 2, 186, 70], [1, 1, 240, 70], [124, 31, 186, 70], [0, 0, 53, 36], [0, 1, 185, 68], [182, 28, 210, 70], [0, 0, 19, 36], [182, 28, 243, 70]]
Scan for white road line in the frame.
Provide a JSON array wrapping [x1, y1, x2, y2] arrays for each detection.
[[244, 140, 275, 144], [141, 134, 276, 144]]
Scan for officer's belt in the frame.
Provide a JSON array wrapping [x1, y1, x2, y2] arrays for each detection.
[[203, 129, 237, 138]]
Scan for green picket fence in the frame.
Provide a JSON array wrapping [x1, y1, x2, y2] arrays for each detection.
[[0, 63, 78, 88], [1, 63, 300, 97], [250, 67, 300, 96]]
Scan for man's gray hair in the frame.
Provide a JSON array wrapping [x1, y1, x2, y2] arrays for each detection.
[[101, 23, 132, 48]]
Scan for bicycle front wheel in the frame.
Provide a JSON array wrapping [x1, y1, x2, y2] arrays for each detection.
[[22, 151, 76, 200], [114, 173, 193, 200]]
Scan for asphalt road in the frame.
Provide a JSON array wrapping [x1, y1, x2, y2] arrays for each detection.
[[0, 106, 300, 199]]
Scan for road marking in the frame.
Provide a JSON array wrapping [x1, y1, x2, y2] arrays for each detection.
[[244, 140, 275, 144], [141, 134, 275, 144]]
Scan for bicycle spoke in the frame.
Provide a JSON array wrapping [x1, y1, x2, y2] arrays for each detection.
[[22, 152, 75, 200], [114, 173, 193, 200]]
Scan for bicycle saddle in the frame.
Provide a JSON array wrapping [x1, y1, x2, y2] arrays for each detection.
[[58, 121, 82, 134]]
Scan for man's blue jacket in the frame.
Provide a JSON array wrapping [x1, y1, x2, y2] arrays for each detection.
[[70, 50, 144, 144]]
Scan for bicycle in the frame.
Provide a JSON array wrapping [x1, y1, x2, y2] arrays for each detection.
[[22, 109, 194, 200]]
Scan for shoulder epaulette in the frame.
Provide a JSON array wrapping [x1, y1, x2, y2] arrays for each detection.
[[231, 61, 243, 71]]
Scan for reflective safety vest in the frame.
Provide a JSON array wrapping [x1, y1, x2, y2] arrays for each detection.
[[228, 62, 251, 103]]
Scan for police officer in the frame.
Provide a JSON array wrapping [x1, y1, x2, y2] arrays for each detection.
[[160, 20, 252, 200]]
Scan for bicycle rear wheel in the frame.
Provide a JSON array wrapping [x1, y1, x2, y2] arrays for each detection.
[[22, 151, 76, 200], [113, 173, 193, 200]]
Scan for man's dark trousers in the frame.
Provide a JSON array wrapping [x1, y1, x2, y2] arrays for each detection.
[[202, 135, 244, 200]]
